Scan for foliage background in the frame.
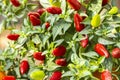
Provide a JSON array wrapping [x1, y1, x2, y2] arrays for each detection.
[[0, 0, 120, 50], [0, 0, 120, 80]]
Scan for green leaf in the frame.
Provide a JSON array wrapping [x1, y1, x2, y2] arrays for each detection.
[[102, 57, 113, 71], [39, 0, 51, 8], [79, 27, 91, 34], [47, 15, 58, 26], [90, 65, 99, 72], [15, 37, 27, 48], [70, 77, 76, 80], [26, 41, 36, 50], [32, 35, 41, 44], [82, 17, 91, 25], [79, 70, 91, 78], [82, 51, 99, 59], [106, 33, 117, 38], [73, 33, 83, 41], [14, 7, 25, 18], [26, 3, 37, 10], [62, 32, 73, 41], [87, 0, 102, 16], [0, 20, 5, 33], [62, 71, 74, 77], [0, 56, 5, 60], [43, 34, 51, 46], [98, 56, 105, 64], [116, 43, 120, 48], [14, 67, 21, 78], [52, 25, 62, 40], [45, 62, 60, 71], [72, 33, 78, 40], [27, 31, 40, 35], [52, 20, 71, 40], [71, 53, 86, 66], [63, 22, 71, 34], [54, 39, 64, 47], [61, 0, 66, 14], [71, 53, 80, 64], [4, 61, 13, 70], [98, 38, 115, 45]]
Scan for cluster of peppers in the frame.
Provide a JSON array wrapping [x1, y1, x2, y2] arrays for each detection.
[[2, 0, 120, 80]]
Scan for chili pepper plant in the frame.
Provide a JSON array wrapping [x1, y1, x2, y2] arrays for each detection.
[[0, 0, 120, 80]]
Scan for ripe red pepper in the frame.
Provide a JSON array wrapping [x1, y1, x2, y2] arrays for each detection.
[[29, 15, 41, 26], [52, 46, 66, 57], [50, 71, 62, 80], [101, 70, 112, 80], [28, 12, 40, 19], [102, 0, 109, 6], [55, 58, 67, 66], [46, 7, 62, 14], [67, 0, 81, 10], [45, 22, 50, 29], [7, 34, 20, 41], [10, 0, 21, 7], [74, 13, 85, 32], [2, 76, 16, 80], [20, 60, 29, 75], [112, 48, 120, 58], [37, 8, 45, 15], [94, 43, 109, 58], [80, 35, 89, 48], [33, 52, 46, 61]]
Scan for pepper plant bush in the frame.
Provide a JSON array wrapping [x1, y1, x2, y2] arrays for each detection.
[[0, 0, 120, 80]]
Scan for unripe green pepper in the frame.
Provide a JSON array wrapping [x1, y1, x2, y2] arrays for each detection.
[[49, 0, 61, 7], [109, 6, 118, 15], [91, 14, 101, 28], [30, 70, 45, 80], [22, 0, 28, 4]]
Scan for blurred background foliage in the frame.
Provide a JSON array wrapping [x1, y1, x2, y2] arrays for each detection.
[[0, 0, 120, 50]]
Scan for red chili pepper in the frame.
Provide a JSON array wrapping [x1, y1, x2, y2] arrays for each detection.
[[20, 60, 29, 75], [28, 12, 40, 19], [2, 76, 16, 80], [52, 46, 66, 57], [55, 58, 67, 66], [33, 52, 46, 61], [46, 7, 62, 14], [80, 35, 89, 48], [67, 0, 81, 10], [112, 48, 120, 58], [37, 8, 45, 15], [10, 0, 21, 7], [102, 0, 109, 6], [45, 22, 50, 29], [50, 71, 62, 80], [28, 12, 41, 26], [29, 15, 41, 26], [74, 13, 85, 32], [94, 43, 109, 58], [7, 34, 20, 41], [101, 70, 112, 80]]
